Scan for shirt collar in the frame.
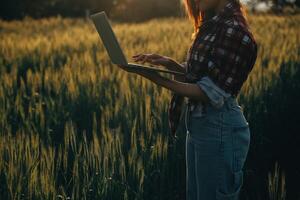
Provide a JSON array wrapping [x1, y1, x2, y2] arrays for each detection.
[[199, 0, 241, 28], [211, 0, 241, 23]]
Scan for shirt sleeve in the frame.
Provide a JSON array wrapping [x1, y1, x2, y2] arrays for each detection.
[[205, 25, 257, 96], [196, 76, 231, 109]]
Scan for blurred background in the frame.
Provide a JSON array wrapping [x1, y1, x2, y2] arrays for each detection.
[[1, 0, 299, 21], [0, 0, 299, 200]]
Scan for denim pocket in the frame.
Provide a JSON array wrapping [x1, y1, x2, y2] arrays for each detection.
[[216, 170, 243, 200], [222, 104, 249, 128], [190, 104, 223, 129]]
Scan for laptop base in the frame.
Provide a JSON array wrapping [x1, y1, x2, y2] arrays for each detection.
[[127, 63, 185, 76]]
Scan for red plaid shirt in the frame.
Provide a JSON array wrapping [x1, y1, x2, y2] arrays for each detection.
[[185, 0, 257, 95], [168, 0, 258, 138]]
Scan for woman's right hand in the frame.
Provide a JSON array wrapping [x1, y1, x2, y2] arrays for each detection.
[[132, 53, 172, 67]]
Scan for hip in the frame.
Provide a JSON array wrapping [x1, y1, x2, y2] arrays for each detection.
[[184, 97, 251, 198], [185, 96, 250, 141], [186, 96, 249, 128]]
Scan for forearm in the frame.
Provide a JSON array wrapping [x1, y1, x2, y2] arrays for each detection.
[[136, 70, 209, 103], [173, 73, 185, 82]]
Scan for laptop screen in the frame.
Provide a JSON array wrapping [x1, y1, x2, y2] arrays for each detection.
[[90, 11, 128, 65]]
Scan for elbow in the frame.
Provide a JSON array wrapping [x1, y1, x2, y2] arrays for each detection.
[[189, 85, 210, 104], [193, 84, 225, 109]]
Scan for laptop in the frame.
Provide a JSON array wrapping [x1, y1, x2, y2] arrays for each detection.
[[89, 11, 185, 76]]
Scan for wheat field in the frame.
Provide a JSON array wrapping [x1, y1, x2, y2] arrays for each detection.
[[0, 14, 299, 199]]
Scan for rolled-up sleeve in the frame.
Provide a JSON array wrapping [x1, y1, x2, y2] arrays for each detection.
[[196, 75, 231, 109]]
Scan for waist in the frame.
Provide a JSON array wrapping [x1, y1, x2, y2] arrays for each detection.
[[188, 95, 238, 106], [187, 96, 239, 115], [186, 96, 249, 128]]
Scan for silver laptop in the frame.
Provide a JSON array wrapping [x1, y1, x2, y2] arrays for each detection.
[[90, 11, 184, 76]]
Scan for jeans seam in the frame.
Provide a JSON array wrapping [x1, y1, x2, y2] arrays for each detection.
[[217, 108, 224, 193], [231, 128, 235, 173], [185, 103, 190, 135]]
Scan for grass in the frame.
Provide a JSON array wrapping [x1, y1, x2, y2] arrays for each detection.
[[0, 14, 299, 199]]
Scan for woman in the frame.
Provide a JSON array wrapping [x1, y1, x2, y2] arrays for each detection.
[[117, 0, 258, 199]]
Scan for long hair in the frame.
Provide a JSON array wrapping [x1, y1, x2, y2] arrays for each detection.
[[183, 0, 248, 40]]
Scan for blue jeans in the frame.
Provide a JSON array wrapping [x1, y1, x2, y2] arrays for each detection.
[[185, 96, 250, 200]]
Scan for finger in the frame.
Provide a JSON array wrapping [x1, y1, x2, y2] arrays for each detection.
[[132, 54, 141, 58], [134, 54, 146, 62], [141, 55, 149, 64], [147, 54, 157, 59], [141, 54, 159, 64], [149, 59, 159, 65], [132, 54, 143, 61]]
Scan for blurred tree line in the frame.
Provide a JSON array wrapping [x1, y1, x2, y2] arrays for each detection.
[[1, 0, 299, 21], [0, 0, 183, 21]]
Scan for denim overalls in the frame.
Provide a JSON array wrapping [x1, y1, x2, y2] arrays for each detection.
[[185, 96, 250, 200]]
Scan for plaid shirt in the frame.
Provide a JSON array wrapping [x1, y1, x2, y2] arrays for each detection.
[[185, 0, 257, 95], [168, 0, 258, 138]]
